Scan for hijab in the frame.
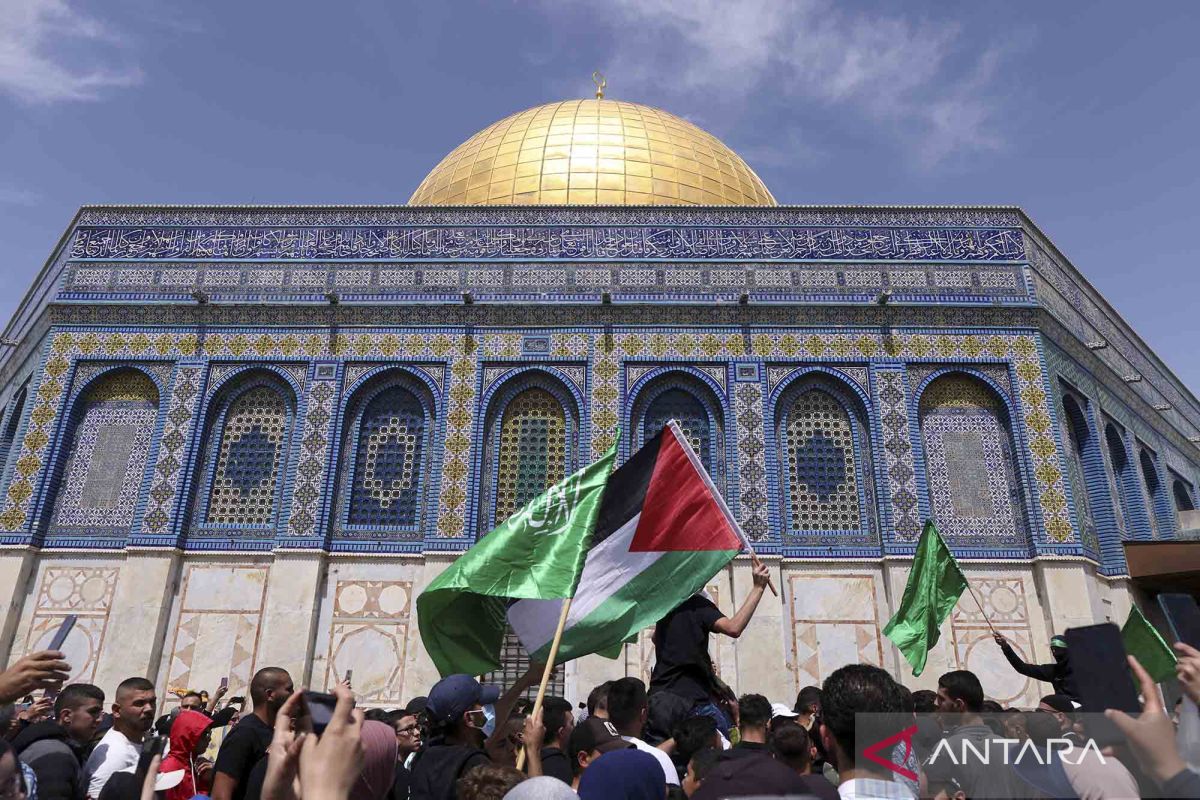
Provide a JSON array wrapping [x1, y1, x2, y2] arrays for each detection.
[[352, 720, 398, 800], [502, 776, 579, 799]]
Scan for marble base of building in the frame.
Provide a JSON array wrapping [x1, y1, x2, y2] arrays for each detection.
[[1, 549, 1131, 708]]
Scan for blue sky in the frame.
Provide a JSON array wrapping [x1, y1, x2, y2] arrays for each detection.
[[2, 0, 1199, 390]]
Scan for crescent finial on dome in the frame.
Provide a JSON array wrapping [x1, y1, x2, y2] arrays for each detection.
[[592, 71, 606, 100]]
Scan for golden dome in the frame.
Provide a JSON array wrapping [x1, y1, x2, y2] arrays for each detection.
[[409, 99, 776, 206]]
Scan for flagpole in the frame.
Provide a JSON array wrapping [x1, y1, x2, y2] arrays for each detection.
[[964, 577, 998, 636], [516, 596, 573, 771]]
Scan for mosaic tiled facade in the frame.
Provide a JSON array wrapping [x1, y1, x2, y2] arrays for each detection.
[[0, 202, 1197, 701], [0, 205, 1195, 562]]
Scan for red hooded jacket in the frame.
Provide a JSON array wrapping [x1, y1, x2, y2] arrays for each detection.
[[161, 710, 215, 800]]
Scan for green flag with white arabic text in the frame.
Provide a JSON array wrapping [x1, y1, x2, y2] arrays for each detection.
[[417, 439, 617, 677], [884, 520, 968, 676]]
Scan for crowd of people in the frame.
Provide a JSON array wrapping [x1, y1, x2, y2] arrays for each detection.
[[2, 591, 1200, 799]]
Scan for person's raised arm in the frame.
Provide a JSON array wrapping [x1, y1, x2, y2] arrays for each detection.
[[297, 684, 363, 800], [207, 683, 227, 714], [991, 634, 1056, 682], [0, 651, 70, 704], [1107, 655, 1191, 792], [491, 663, 544, 734], [712, 560, 771, 639], [522, 708, 545, 777]]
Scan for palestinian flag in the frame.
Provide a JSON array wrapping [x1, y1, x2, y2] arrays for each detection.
[[417, 421, 745, 676]]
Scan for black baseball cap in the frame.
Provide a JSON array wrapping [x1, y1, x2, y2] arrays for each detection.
[[404, 696, 428, 715], [426, 675, 500, 724], [568, 716, 633, 759]]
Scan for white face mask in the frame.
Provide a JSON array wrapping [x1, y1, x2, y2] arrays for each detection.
[[481, 704, 497, 737]]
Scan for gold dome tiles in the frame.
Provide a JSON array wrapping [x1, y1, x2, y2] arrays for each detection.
[[409, 100, 775, 207]]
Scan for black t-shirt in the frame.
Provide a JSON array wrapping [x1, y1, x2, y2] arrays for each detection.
[[391, 763, 411, 800], [721, 740, 768, 760], [214, 714, 274, 800], [649, 595, 725, 702], [538, 747, 573, 784]]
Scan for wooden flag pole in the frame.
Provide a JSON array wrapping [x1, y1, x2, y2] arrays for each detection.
[[965, 579, 998, 636], [515, 596, 573, 772]]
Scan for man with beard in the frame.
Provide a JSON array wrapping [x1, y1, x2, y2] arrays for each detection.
[[84, 678, 157, 799], [211, 667, 292, 800], [992, 634, 1077, 700]]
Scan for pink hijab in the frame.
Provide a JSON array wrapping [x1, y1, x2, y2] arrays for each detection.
[[352, 720, 398, 800]]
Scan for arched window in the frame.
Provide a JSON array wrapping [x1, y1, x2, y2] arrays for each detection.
[[918, 374, 1029, 546], [190, 375, 295, 538], [480, 378, 578, 532], [1139, 447, 1164, 537], [1103, 423, 1129, 536], [0, 383, 28, 480], [1059, 392, 1097, 551], [776, 379, 877, 544], [1173, 475, 1196, 518], [1176, 474, 1195, 532], [45, 370, 158, 540], [332, 376, 433, 541], [632, 374, 724, 490], [478, 375, 577, 699]]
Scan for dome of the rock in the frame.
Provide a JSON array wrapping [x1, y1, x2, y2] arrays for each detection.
[[408, 98, 776, 206]]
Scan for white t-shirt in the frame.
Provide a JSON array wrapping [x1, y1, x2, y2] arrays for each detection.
[[623, 735, 680, 786], [84, 727, 141, 799]]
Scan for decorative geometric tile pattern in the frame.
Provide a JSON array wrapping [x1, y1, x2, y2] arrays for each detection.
[[1058, 394, 1099, 555], [949, 577, 1036, 706], [874, 370, 921, 542], [287, 380, 335, 538], [919, 376, 1026, 546], [206, 387, 288, 526], [324, 580, 412, 702], [141, 366, 203, 536], [789, 573, 884, 691], [643, 389, 712, 472], [70, 361, 170, 394], [0, 343, 72, 531], [494, 388, 568, 524], [436, 348, 477, 538], [23, 566, 118, 683], [783, 391, 861, 532], [50, 371, 157, 533], [347, 387, 425, 528], [165, 565, 268, 701], [0, 328, 1075, 551], [734, 382, 768, 541], [585, 329, 1071, 545], [694, 365, 727, 394]]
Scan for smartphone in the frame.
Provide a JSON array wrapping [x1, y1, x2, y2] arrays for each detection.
[[1065, 623, 1139, 745], [344, 669, 353, 685], [304, 691, 339, 735], [136, 735, 168, 780], [219, 676, 228, 691], [1158, 593, 1200, 649], [48, 614, 76, 651]]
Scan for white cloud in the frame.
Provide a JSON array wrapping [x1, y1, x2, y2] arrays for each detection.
[[586, 0, 1020, 166], [0, 0, 142, 103]]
